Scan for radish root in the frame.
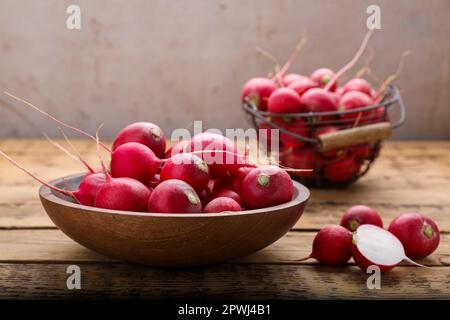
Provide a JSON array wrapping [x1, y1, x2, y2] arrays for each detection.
[[377, 50, 410, 98], [278, 29, 308, 78], [0, 149, 77, 200], [355, 47, 375, 78], [325, 29, 374, 92], [256, 47, 284, 86], [95, 124, 109, 179], [43, 132, 95, 173], [3, 91, 112, 153]]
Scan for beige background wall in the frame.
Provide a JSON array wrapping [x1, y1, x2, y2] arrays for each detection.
[[0, 0, 448, 139]]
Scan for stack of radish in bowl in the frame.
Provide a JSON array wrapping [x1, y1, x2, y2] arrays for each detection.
[[0, 105, 297, 214]]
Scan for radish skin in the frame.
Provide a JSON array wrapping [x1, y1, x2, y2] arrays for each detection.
[[112, 122, 166, 158], [294, 225, 352, 266], [388, 213, 440, 259], [148, 179, 202, 213], [110, 142, 159, 185], [241, 165, 293, 209], [203, 197, 241, 213], [340, 205, 383, 232]]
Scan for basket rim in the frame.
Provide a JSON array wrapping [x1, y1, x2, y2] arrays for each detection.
[[243, 85, 398, 118]]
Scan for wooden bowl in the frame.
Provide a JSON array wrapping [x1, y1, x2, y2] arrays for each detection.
[[39, 173, 310, 267]]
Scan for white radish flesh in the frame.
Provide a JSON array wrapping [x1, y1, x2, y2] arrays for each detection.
[[352, 224, 425, 271]]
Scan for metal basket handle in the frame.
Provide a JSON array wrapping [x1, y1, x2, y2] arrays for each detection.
[[318, 86, 406, 151]]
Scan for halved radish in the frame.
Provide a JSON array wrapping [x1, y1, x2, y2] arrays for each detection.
[[351, 224, 424, 272]]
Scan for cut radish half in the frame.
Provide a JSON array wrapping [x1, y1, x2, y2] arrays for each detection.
[[351, 224, 425, 272]]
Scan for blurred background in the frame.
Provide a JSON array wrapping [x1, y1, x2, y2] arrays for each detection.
[[0, 0, 448, 139]]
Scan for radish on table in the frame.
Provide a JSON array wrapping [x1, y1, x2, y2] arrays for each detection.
[[340, 205, 383, 232], [351, 224, 425, 272], [388, 213, 440, 259], [295, 225, 352, 266]]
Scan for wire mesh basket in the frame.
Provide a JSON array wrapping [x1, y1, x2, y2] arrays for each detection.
[[242, 85, 406, 187]]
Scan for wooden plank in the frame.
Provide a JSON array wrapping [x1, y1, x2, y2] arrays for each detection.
[[294, 201, 450, 232], [0, 263, 449, 299], [1, 140, 450, 195], [0, 229, 448, 266]]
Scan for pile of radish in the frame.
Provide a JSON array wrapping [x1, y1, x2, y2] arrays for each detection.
[[241, 31, 408, 184], [297, 205, 440, 272], [0, 95, 296, 214]]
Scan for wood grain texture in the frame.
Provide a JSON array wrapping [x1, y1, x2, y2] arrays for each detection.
[[0, 229, 448, 266], [0, 139, 449, 299], [0, 263, 449, 299]]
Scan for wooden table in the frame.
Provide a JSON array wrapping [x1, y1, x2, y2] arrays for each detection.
[[0, 139, 449, 299]]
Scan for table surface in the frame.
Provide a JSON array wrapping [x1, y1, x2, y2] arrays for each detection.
[[0, 139, 449, 299]]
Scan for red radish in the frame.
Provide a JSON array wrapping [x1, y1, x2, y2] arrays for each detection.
[[350, 144, 371, 162], [324, 156, 361, 183], [224, 166, 254, 196], [267, 88, 303, 114], [300, 88, 338, 113], [189, 132, 246, 178], [203, 197, 241, 213], [313, 125, 345, 158], [340, 205, 383, 232], [352, 224, 424, 272], [288, 77, 319, 96], [240, 77, 277, 111], [241, 166, 293, 209], [361, 106, 387, 125], [4, 92, 111, 152], [110, 142, 159, 184], [339, 91, 375, 123], [279, 147, 321, 180], [94, 177, 151, 212], [279, 118, 308, 149], [388, 213, 440, 259], [165, 140, 191, 158], [295, 225, 352, 266], [310, 68, 337, 91], [283, 74, 308, 87], [112, 122, 166, 158], [209, 189, 243, 207], [160, 153, 210, 192], [75, 172, 107, 206], [148, 179, 202, 213], [342, 78, 372, 96]]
